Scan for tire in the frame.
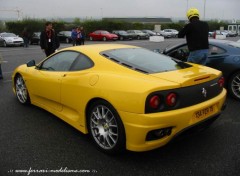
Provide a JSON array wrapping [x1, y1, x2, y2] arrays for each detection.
[[102, 37, 107, 41], [66, 38, 69, 43], [87, 100, 126, 154], [228, 71, 240, 100], [15, 75, 30, 104], [89, 37, 93, 41], [120, 36, 123, 40], [137, 36, 140, 40]]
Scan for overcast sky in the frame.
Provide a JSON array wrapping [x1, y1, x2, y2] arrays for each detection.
[[0, 0, 239, 21]]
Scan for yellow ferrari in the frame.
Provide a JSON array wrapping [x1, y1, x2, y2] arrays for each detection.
[[12, 44, 226, 154]]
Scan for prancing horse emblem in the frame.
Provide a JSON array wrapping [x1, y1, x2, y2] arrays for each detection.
[[202, 88, 207, 98]]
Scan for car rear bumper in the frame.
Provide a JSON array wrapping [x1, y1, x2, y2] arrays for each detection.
[[119, 89, 226, 152]]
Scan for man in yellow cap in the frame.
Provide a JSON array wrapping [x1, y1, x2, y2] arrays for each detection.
[[178, 8, 209, 65]]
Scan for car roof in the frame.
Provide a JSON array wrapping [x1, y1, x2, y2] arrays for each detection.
[[61, 44, 139, 53]]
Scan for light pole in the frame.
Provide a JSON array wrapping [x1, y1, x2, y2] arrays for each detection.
[[203, 0, 206, 20]]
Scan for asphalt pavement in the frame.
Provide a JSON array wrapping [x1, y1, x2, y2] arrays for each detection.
[[0, 38, 239, 176]]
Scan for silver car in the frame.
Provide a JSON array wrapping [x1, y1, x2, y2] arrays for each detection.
[[0, 32, 24, 47]]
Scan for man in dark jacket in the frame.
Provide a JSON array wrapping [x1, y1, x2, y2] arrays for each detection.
[[40, 21, 60, 57], [178, 8, 209, 65]]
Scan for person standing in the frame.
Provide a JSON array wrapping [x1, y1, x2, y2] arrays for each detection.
[[80, 26, 85, 45], [22, 28, 29, 48], [178, 8, 209, 65], [76, 27, 82, 46], [71, 27, 77, 46], [40, 21, 60, 57]]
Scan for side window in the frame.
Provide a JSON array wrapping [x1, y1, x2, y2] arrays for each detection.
[[208, 45, 226, 55], [168, 45, 189, 61], [40, 51, 79, 71], [70, 53, 94, 71]]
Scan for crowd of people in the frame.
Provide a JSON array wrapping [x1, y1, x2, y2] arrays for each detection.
[[71, 26, 85, 46]]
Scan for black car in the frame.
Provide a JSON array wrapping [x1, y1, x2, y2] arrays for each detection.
[[112, 30, 133, 40], [0, 36, 4, 46], [57, 31, 72, 43], [30, 32, 41, 45], [162, 39, 240, 100]]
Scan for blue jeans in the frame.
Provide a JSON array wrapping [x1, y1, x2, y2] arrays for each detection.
[[188, 49, 209, 65]]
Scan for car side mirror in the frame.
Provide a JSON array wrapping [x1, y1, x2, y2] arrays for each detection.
[[26, 60, 36, 67]]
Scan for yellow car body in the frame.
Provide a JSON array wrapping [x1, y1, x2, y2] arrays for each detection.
[[12, 44, 226, 153]]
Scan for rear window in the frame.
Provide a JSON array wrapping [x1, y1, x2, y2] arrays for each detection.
[[101, 48, 189, 73]]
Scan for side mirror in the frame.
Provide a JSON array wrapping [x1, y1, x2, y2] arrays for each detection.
[[26, 60, 36, 67]]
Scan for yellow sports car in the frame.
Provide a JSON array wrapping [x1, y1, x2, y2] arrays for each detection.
[[12, 44, 226, 154]]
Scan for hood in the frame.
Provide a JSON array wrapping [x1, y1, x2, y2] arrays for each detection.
[[4, 36, 23, 41]]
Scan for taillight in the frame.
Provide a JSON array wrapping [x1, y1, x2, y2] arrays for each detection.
[[166, 93, 177, 107], [149, 95, 160, 109], [218, 77, 225, 87]]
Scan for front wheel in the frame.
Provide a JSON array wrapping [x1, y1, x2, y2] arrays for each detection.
[[87, 100, 126, 154], [228, 71, 240, 100], [15, 75, 30, 104]]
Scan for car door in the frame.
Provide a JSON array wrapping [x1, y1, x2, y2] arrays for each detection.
[[60, 53, 94, 123], [27, 51, 78, 111]]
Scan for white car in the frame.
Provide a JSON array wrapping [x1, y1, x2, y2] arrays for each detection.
[[0, 32, 24, 47]]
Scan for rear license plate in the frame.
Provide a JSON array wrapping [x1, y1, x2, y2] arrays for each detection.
[[194, 105, 214, 119]]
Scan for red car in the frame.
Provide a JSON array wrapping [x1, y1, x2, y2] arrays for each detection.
[[89, 30, 118, 41]]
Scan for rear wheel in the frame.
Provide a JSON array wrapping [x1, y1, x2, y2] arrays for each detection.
[[89, 37, 93, 41], [228, 71, 240, 100], [120, 36, 123, 40], [87, 100, 126, 154], [15, 75, 30, 104], [102, 37, 107, 41], [3, 41, 7, 47]]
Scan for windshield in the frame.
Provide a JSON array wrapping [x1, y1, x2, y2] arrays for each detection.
[[119, 31, 127, 34], [1, 33, 17, 37], [101, 31, 110, 34], [101, 48, 191, 73], [228, 41, 240, 48]]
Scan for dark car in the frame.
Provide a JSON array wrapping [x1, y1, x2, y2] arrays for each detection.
[[126, 30, 149, 40], [89, 30, 118, 41], [142, 30, 159, 36], [162, 39, 240, 100], [30, 32, 41, 45], [0, 36, 4, 46], [112, 30, 133, 40], [57, 31, 72, 43]]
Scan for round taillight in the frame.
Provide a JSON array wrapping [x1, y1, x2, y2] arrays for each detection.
[[149, 95, 160, 109], [218, 77, 225, 87], [166, 93, 177, 107]]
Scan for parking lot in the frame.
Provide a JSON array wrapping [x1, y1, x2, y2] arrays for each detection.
[[0, 38, 239, 176]]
